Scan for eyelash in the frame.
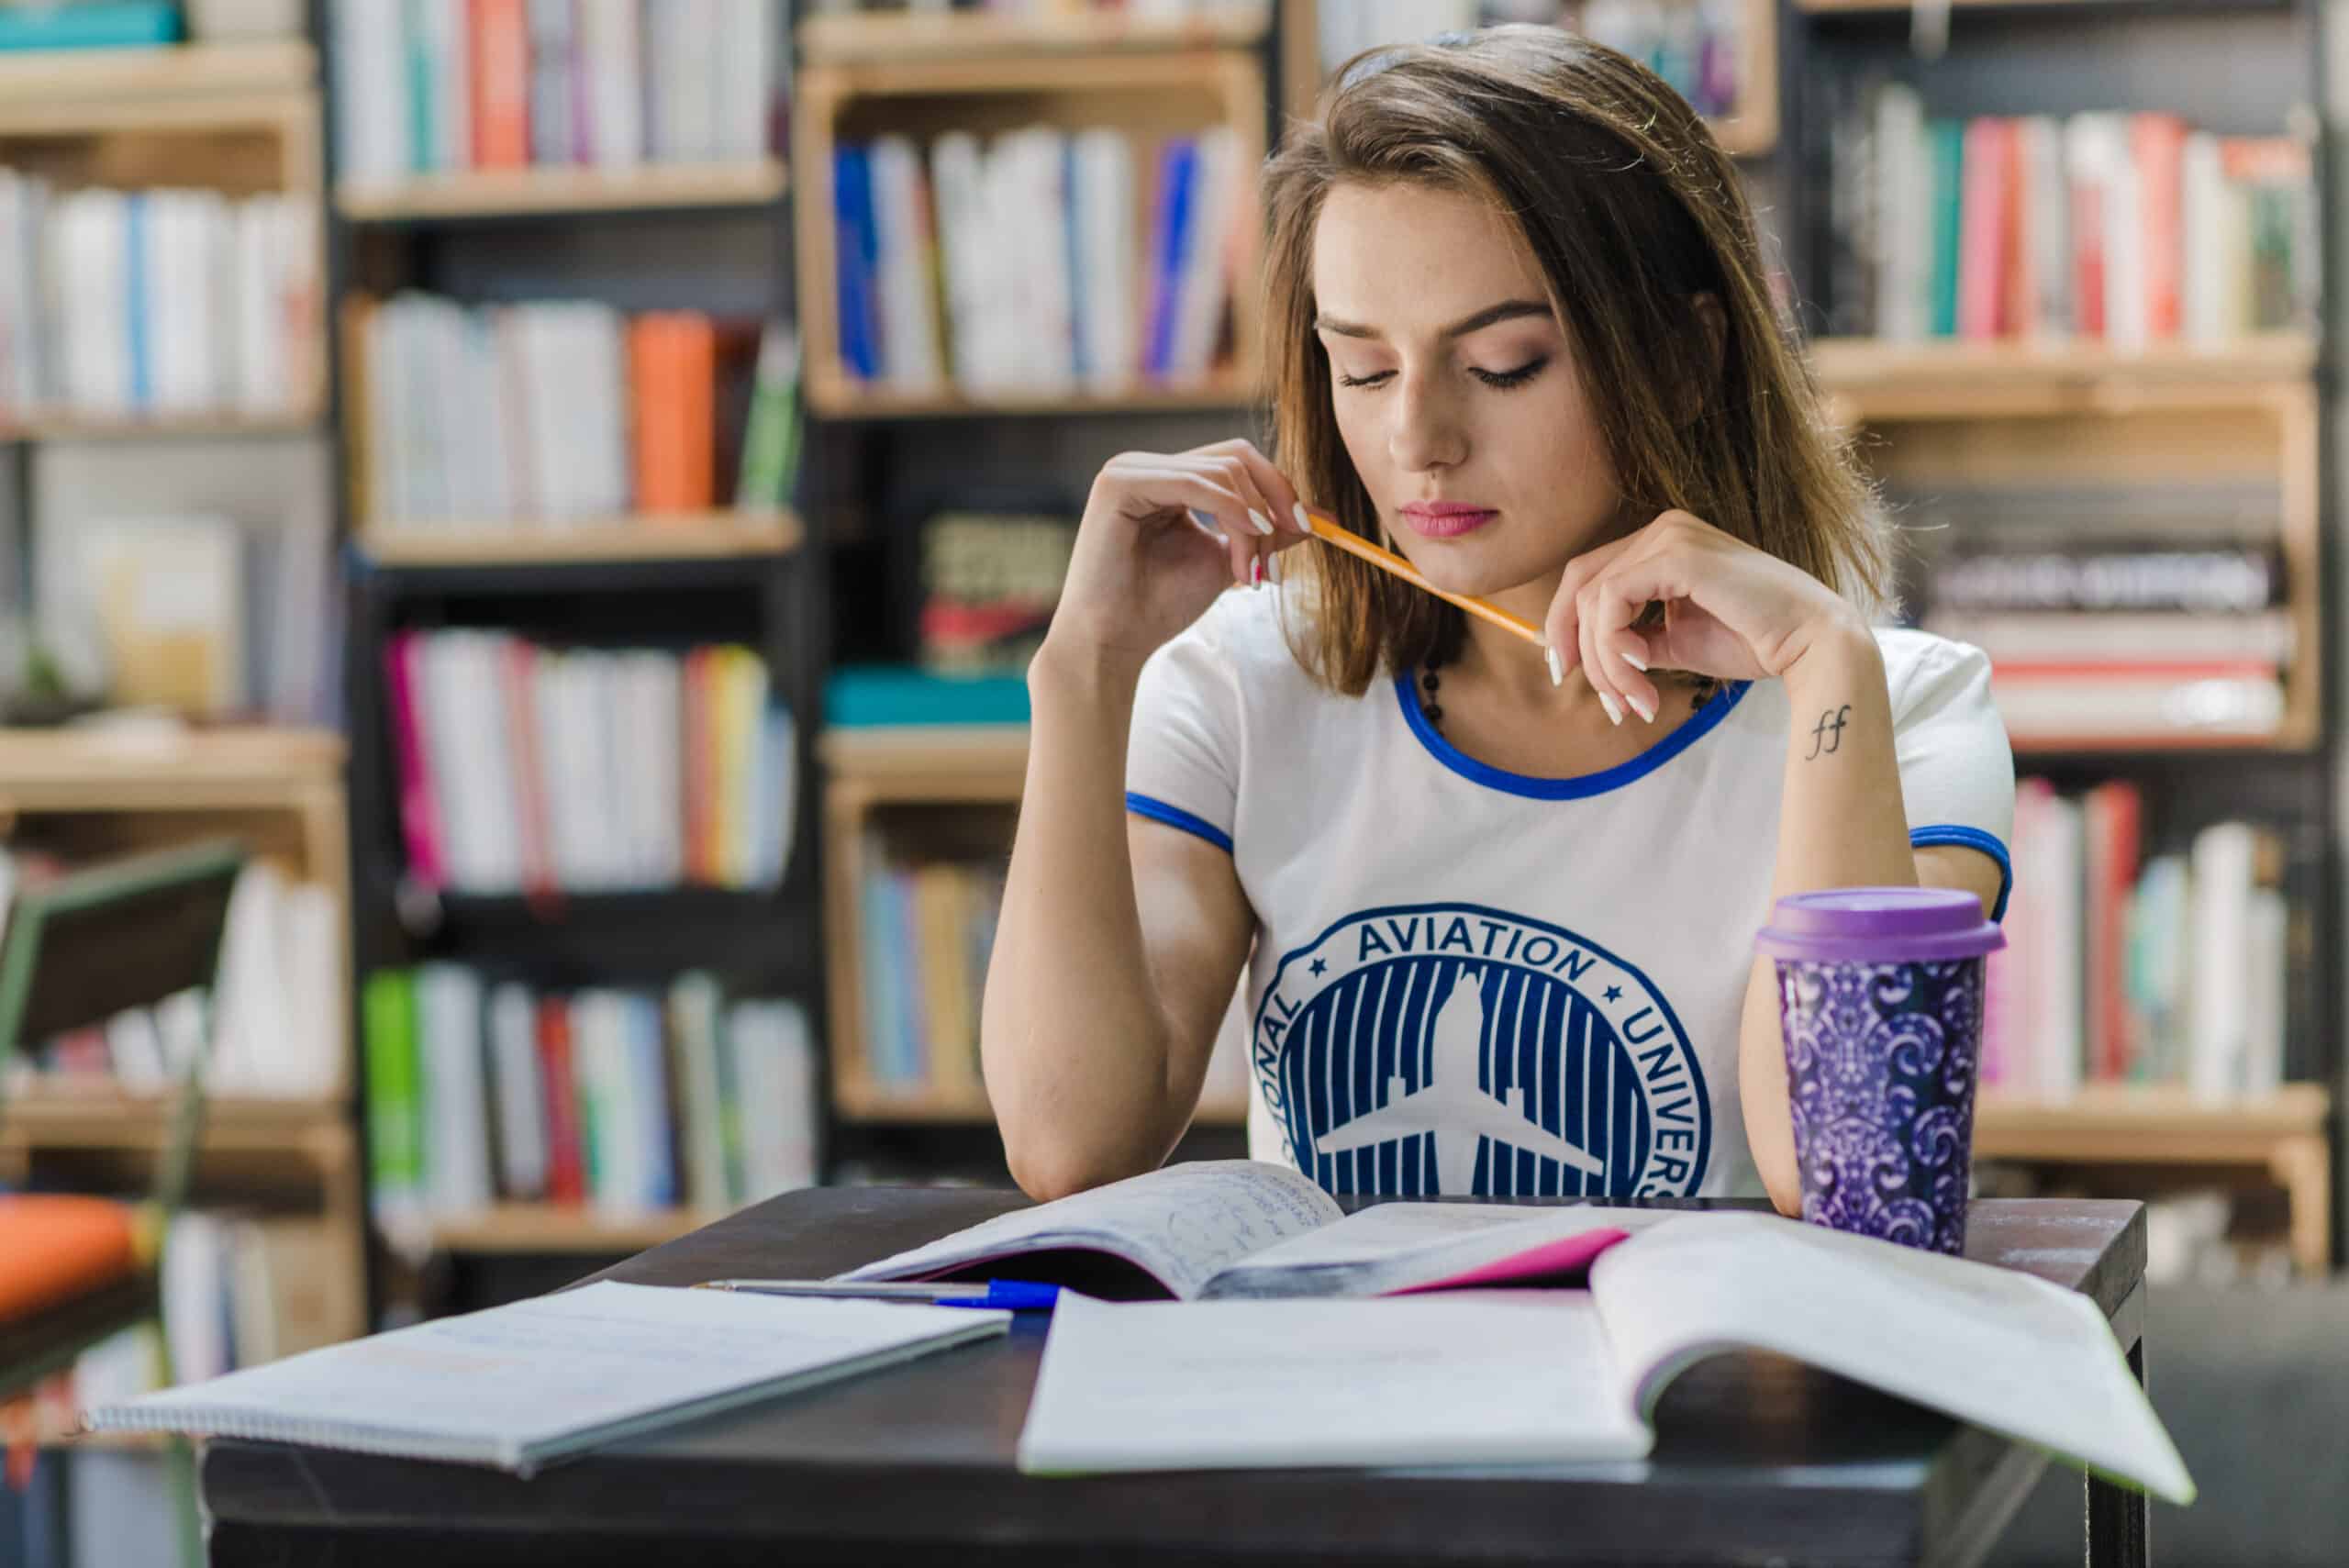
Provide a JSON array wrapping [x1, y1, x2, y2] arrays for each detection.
[[1334, 358, 1551, 392]]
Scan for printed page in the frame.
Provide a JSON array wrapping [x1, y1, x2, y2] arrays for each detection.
[[83, 1282, 1008, 1473], [1590, 1214, 2195, 1506], [1199, 1203, 1681, 1299], [840, 1160, 1343, 1299], [1017, 1291, 1654, 1473]]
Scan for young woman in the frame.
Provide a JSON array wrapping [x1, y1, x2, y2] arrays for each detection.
[[981, 27, 2014, 1216]]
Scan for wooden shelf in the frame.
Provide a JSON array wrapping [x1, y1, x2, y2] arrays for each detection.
[[801, 6, 1268, 64], [807, 373, 1261, 421], [418, 1203, 720, 1254], [0, 408, 320, 443], [834, 1078, 1246, 1129], [0, 1086, 351, 1159], [1809, 334, 2318, 420], [0, 726, 343, 812], [337, 159, 787, 221], [1798, 0, 2268, 10], [358, 511, 801, 567], [821, 726, 1030, 802], [1976, 1084, 2331, 1275], [0, 39, 313, 128], [2010, 728, 2320, 758]]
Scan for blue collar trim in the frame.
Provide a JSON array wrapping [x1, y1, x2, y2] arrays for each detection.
[[1394, 671, 1751, 800]]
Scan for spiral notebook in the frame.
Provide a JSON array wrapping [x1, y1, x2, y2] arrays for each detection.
[[80, 1280, 1007, 1475]]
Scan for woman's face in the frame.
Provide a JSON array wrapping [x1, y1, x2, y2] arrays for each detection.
[[1311, 180, 1623, 598]]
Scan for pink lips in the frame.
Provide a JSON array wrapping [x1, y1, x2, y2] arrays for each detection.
[[1398, 501, 1498, 539]]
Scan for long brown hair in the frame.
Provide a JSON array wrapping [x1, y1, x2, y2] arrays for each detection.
[[1263, 25, 1886, 693]]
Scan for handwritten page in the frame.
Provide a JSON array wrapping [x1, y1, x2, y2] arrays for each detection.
[[840, 1160, 1343, 1299], [1017, 1291, 1655, 1473], [1591, 1214, 2196, 1507], [83, 1282, 1008, 1473]]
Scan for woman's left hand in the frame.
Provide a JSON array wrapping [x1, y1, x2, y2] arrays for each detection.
[[1543, 509, 1865, 723]]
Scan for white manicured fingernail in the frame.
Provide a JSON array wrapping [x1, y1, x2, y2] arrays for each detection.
[[1267, 550, 1285, 585], [1629, 690, 1656, 724], [1187, 508, 1229, 544], [1599, 692, 1623, 727], [1249, 508, 1275, 536], [1623, 649, 1649, 673], [1293, 503, 1312, 533], [1546, 645, 1564, 688]]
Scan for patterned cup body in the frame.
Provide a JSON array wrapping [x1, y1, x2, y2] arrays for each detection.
[[1775, 955, 1984, 1256]]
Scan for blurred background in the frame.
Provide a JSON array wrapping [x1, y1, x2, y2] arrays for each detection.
[[0, 0, 2343, 1562]]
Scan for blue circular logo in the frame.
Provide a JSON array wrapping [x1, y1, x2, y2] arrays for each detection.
[[1251, 903, 1710, 1197]]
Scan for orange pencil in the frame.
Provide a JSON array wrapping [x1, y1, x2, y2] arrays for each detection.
[[1298, 508, 1546, 650]]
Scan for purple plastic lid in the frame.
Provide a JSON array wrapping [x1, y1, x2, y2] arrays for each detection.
[[1753, 887, 2006, 964]]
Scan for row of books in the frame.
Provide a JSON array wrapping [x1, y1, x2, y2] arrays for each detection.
[[1985, 785, 2291, 1102], [833, 127, 1244, 395], [384, 630, 794, 896], [1323, 2, 1752, 121], [1830, 92, 2319, 345], [353, 295, 800, 528], [39, 512, 338, 726], [1916, 528, 2289, 744], [858, 848, 1004, 1092], [331, 0, 775, 183], [919, 509, 1075, 673], [363, 967, 817, 1223], [2, 852, 343, 1100], [0, 176, 317, 424]]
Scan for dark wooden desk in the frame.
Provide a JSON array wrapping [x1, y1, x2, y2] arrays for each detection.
[[199, 1193, 2150, 1568]]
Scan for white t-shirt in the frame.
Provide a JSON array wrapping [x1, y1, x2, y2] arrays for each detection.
[[1126, 587, 2015, 1201]]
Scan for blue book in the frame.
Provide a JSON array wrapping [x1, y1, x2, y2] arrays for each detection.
[[834, 145, 881, 380], [1144, 139, 1197, 379], [0, 2, 180, 50], [1063, 139, 1090, 384], [859, 846, 906, 1084], [122, 193, 150, 413], [827, 665, 1030, 728], [629, 995, 678, 1208]]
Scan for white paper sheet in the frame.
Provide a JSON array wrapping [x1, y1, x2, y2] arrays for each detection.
[[840, 1159, 1343, 1299], [1016, 1291, 1654, 1473], [1590, 1214, 2196, 1506], [84, 1281, 1008, 1473]]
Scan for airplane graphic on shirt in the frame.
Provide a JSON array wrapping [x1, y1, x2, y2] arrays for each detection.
[[1311, 967, 1604, 1194]]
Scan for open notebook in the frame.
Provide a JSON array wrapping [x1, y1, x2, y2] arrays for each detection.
[[1012, 1207, 2193, 1507], [79, 1281, 1006, 1474], [841, 1159, 1669, 1299]]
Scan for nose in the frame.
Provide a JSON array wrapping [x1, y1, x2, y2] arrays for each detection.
[[1388, 366, 1466, 475]]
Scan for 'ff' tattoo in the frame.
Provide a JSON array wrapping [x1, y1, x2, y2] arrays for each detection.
[[1807, 705, 1853, 760]]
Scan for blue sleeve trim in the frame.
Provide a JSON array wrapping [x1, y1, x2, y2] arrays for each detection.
[[1125, 792, 1234, 854], [1909, 825, 2012, 924]]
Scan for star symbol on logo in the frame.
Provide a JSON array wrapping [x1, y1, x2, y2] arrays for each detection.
[[1603, 984, 1623, 1003], [1309, 958, 1329, 976]]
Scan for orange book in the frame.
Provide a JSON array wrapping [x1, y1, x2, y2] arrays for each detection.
[[471, 0, 531, 170], [628, 314, 718, 515], [2132, 113, 2189, 341], [0, 1195, 141, 1326]]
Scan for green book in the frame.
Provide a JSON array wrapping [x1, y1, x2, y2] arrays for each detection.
[[733, 320, 802, 515], [1927, 118, 1965, 339], [362, 970, 425, 1214]]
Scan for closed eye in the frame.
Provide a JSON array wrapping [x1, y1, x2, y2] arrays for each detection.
[[1336, 369, 1395, 389], [1471, 357, 1550, 391]]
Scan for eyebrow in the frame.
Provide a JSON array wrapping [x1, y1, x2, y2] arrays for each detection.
[[1313, 299, 1554, 340]]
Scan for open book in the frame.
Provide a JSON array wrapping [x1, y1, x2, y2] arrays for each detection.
[[844, 1162, 2190, 1505], [842, 1159, 1665, 1299]]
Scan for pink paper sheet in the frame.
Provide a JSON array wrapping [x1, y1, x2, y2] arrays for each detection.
[[1382, 1227, 1633, 1295]]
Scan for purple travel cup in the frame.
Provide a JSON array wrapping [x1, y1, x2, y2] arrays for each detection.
[[1753, 888, 2006, 1255]]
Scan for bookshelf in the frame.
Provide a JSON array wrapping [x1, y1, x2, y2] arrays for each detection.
[[336, 159, 788, 223], [1275, 0, 1779, 157], [793, 35, 1268, 417], [322, 1, 817, 1318]]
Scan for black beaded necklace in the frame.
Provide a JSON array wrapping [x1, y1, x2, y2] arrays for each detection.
[[1415, 651, 1714, 738]]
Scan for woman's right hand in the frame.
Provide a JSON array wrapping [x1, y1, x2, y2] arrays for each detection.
[[1043, 438, 1315, 673]]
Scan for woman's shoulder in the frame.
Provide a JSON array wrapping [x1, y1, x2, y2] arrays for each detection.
[[1869, 625, 1994, 716], [1155, 584, 1333, 688]]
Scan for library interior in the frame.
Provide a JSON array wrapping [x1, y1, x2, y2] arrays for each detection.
[[0, 0, 2343, 1564]]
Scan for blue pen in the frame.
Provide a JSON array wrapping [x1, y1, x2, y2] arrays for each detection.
[[694, 1278, 1062, 1312]]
